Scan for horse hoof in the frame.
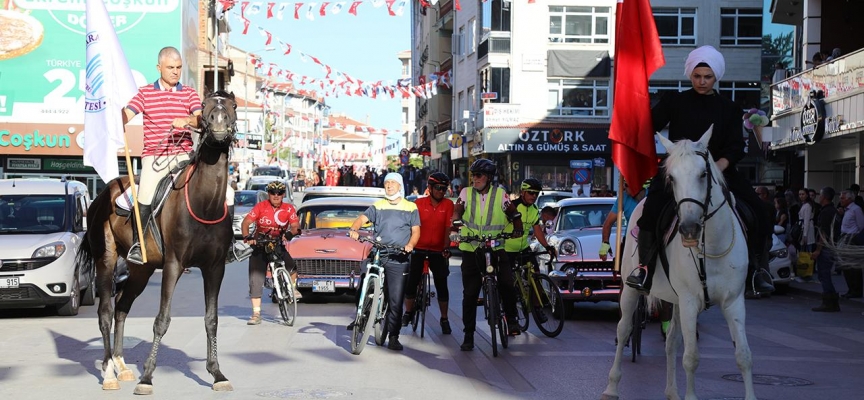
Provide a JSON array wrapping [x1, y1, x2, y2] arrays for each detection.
[[118, 369, 136, 381], [133, 384, 153, 395], [213, 381, 234, 391], [102, 379, 120, 390], [599, 395, 619, 400]]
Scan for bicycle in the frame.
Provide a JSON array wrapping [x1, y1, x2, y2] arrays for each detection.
[[630, 293, 649, 362], [453, 231, 511, 357], [251, 231, 297, 326], [511, 251, 566, 338], [350, 235, 407, 355], [409, 249, 438, 338]]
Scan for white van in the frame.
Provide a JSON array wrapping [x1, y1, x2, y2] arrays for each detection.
[[0, 178, 95, 315]]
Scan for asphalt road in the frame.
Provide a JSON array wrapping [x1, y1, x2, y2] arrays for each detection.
[[2, 252, 864, 400]]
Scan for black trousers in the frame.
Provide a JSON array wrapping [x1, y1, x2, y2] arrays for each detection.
[[381, 256, 410, 338], [637, 165, 771, 247], [248, 248, 295, 298], [461, 249, 517, 334], [405, 250, 450, 302]]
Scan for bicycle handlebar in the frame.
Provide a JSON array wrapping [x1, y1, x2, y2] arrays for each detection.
[[453, 232, 512, 245], [355, 235, 409, 255]]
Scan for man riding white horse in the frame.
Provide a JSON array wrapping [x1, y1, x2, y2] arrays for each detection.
[[626, 45, 775, 297]]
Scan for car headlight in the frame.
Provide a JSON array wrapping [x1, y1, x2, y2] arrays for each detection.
[[769, 248, 788, 258], [559, 239, 577, 256], [33, 241, 66, 258]]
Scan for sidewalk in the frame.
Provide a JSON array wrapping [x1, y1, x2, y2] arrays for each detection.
[[785, 271, 864, 305]]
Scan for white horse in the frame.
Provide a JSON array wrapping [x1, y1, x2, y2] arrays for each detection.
[[601, 128, 757, 400]]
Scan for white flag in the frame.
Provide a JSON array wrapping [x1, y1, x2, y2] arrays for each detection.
[[84, 0, 138, 184]]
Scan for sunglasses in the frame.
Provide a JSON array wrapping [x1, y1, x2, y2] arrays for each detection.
[[268, 190, 286, 196], [432, 184, 448, 191], [523, 190, 540, 195], [471, 173, 488, 178]]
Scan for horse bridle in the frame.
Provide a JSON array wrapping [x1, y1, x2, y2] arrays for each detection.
[[673, 150, 731, 224], [199, 95, 237, 146]]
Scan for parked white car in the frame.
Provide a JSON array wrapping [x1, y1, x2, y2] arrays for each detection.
[[0, 179, 94, 315]]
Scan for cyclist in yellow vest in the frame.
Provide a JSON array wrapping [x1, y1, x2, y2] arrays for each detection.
[[504, 178, 557, 275], [451, 159, 524, 351]]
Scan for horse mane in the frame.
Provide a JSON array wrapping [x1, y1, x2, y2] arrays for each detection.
[[663, 139, 728, 191]]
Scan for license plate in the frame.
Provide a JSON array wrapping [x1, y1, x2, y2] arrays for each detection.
[[312, 280, 335, 293], [0, 277, 20, 289]]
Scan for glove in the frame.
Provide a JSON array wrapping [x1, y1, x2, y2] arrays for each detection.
[[545, 245, 557, 259], [511, 230, 524, 239], [599, 242, 611, 258]]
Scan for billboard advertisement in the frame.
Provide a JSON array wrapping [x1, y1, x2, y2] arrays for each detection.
[[0, 0, 184, 124]]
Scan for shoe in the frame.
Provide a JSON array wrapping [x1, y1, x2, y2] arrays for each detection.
[[401, 311, 413, 327], [293, 290, 303, 300], [460, 333, 474, 351], [744, 290, 762, 300], [440, 318, 452, 335], [508, 324, 521, 336], [812, 293, 841, 312], [246, 313, 262, 325], [346, 320, 356, 330], [387, 336, 404, 351], [127, 203, 152, 265], [625, 266, 648, 291]]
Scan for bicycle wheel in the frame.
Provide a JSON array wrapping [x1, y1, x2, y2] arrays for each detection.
[[484, 278, 500, 357], [411, 276, 424, 333], [351, 276, 380, 355], [631, 294, 647, 362], [498, 294, 509, 350], [275, 268, 297, 326], [531, 274, 565, 338], [374, 288, 389, 347]]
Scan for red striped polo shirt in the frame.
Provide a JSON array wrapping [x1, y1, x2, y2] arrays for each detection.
[[126, 81, 202, 157]]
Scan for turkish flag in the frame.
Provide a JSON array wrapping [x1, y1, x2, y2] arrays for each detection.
[[609, 0, 665, 197]]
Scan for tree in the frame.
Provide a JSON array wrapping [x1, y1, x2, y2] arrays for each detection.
[[762, 31, 794, 82]]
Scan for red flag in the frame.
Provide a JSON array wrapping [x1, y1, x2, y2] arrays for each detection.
[[241, 1, 250, 17], [267, 2, 275, 18], [385, 0, 396, 16], [294, 3, 303, 19], [455, 0, 461, 11], [242, 18, 251, 34], [281, 41, 292, 55], [320, 2, 330, 16], [609, 0, 665, 197], [349, 1, 361, 15]]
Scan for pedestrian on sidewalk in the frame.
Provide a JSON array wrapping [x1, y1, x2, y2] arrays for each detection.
[[812, 187, 840, 312], [837, 189, 864, 299]]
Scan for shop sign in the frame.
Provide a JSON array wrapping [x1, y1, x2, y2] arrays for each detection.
[[435, 132, 450, 153], [483, 104, 520, 127], [593, 157, 605, 167], [7, 158, 41, 170], [0, 129, 72, 151], [522, 54, 545, 72], [481, 92, 498, 100], [247, 134, 262, 150], [449, 133, 463, 148], [800, 91, 826, 145], [44, 158, 93, 172], [485, 128, 610, 154], [0, 1, 184, 123]]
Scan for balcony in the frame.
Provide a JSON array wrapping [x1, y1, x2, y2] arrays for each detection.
[[477, 32, 511, 59], [439, 0, 453, 16]]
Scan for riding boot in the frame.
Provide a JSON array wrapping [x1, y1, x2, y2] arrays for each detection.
[[626, 230, 658, 293], [745, 240, 775, 298], [127, 203, 151, 265], [460, 331, 475, 351]]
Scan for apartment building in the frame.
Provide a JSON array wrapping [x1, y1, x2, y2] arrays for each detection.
[[412, 0, 763, 190]]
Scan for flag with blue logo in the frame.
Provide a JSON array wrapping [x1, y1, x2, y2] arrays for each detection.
[[83, 0, 138, 184]]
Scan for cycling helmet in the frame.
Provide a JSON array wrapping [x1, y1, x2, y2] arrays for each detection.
[[265, 180, 287, 193], [428, 172, 450, 186], [520, 178, 542, 192], [469, 159, 497, 176]]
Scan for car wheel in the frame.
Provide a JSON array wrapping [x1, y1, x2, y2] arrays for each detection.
[[57, 274, 81, 316], [81, 270, 96, 306]]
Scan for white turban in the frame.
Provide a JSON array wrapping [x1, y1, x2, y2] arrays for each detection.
[[684, 45, 725, 82]]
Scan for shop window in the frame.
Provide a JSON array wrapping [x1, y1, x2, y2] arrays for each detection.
[[833, 159, 856, 192]]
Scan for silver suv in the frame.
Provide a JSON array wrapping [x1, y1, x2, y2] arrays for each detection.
[[0, 178, 94, 315]]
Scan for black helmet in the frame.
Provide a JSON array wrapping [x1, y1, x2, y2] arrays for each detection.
[[265, 180, 287, 193], [428, 172, 450, 186], [520, 178, 542, 192], [470, 159, 497, 176]]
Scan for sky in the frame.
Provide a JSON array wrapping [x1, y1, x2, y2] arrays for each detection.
[[763, 0, 794, 37], [226, 2, 410, 137]]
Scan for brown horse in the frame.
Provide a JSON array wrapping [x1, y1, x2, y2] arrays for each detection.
[[76, 91, 237, 395]]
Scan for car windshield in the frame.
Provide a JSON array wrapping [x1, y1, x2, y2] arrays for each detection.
[[234, 192, 259, 206], [0, 195, 66, 234], [557, 203, 612, 230], [537, 195, 566, 209], [298, 205, 373, 230], [254, 168, 281, 176]]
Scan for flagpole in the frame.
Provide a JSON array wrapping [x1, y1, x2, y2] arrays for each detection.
[[123, 129, 147, 263], [613, 176, 624, 274]]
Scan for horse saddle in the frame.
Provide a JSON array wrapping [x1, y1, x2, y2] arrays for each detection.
[[114, 160, 192, 257]]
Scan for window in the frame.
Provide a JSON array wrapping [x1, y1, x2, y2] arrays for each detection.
[[718, 81, 760, 109], [547, 79, 609, 116], [481, 0, 512, 39], [653, 8, 696, 45], [402, 107, 408, 125], [489, 67, 510, 103], [467, 86, 476, 111], [467, 18, 476, 55], [720, 8, 761, 46], [548, 6, 610, 44], [401, 61, 408, 76], [456, 25, 465, 58], [458, 91, 465, 126]]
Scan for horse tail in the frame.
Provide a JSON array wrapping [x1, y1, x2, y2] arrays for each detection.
[[824, 238, 864, 270], [75, 231, 95, 274]]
